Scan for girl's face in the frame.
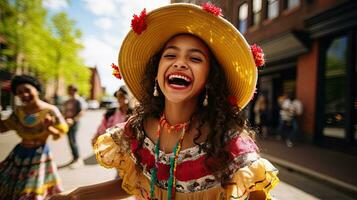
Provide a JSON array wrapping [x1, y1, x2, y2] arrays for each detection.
[[15, 83, 40, 105], [157, 34, 210, 104], [116, 91, 127, 106]]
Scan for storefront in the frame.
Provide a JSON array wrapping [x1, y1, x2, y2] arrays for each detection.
[[306, 2, 357, 153]]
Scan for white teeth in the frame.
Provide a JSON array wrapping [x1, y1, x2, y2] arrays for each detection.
[[168, 74, 191, 82]]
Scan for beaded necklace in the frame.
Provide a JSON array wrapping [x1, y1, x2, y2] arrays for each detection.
[[150, 114, 190, 200]]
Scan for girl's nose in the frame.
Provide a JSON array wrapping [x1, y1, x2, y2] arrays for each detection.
[[173, 60, 188, 69]]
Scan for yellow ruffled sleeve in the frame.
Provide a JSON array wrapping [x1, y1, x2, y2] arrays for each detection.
[[226, 157, 279, 200], [94, 124, 131, 169], [93, 124, 152, 197]]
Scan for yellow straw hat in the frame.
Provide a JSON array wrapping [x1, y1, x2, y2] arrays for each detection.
[[118, 3, 259, 109]]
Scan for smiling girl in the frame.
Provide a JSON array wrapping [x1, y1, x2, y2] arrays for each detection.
[[50, 3, 279, 200]]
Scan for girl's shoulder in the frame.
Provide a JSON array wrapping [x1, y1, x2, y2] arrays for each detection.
[[223, 129, 260, 175], [225, 129, 258, 157], [224, 130, 279, 199], [43, 104, 62, 116]]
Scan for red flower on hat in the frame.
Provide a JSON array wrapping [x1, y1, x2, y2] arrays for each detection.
[[227, 95, 238, 106], [111, 63, 122, 79], [202, 2, 223, 17], [251, 44, 265, 67], [131, 8, 147, 35]]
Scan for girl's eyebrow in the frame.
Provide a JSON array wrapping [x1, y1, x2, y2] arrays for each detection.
[[164, 45, 179, 51], [164, 45, 207, 57]]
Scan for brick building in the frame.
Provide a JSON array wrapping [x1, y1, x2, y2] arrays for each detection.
[[89, 66, 103, 100], [172, 0, 357, 153]]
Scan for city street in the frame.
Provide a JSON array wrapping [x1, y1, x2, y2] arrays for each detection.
[[0, 110, 354, 199]]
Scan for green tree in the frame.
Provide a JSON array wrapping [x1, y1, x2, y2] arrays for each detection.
[[0, 0, 17, 70], [49, 12, 90, 97], [0, 0, 51, 73], [0, 0, 90, 98]]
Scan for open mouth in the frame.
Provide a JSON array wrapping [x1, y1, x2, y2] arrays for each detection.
[[21, 97, 32, 103], [167, 73, 192, 88]]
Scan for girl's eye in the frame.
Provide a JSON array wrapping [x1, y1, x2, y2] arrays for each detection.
[[190, 57, 202, 62], [163, 54, 176, 58]]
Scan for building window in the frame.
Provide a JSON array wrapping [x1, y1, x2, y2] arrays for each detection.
[[238, 3, 248, 33], [286, 0, 300, 10], [323, 35, 348, 138], [252, 0, 262, 25], [267, 0, 279, 19]]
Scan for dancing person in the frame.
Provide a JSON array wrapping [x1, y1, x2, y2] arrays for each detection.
[[0, 75, 68, 199], [50, 3, 279, 200]]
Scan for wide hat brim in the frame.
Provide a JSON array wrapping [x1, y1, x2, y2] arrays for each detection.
[[119, 3, 257, 108]]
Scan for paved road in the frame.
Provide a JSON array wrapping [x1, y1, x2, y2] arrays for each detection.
[[0, 110, 354, 199]]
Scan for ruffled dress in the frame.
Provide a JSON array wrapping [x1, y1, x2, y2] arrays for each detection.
[[0, 106, 68, 200], [94, 122, 279, 200]]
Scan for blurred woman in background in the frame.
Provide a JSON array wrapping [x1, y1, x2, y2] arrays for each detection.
[[91, 85, 132, 146], [0, 75, 68, 199]]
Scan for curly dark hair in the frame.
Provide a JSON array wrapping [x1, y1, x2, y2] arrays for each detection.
[[114, 85, 128, 97], [11, 75, 42, 95], [129, 34, 255, 185]]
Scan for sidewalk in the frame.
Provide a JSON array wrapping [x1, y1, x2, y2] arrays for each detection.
[[258, 137, 357, 196]]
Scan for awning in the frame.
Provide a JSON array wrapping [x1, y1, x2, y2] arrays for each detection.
[[259, 31, 309, 63]]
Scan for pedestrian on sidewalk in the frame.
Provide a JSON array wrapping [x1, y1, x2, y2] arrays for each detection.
[[286, 92, 303, 147], [277, 92, 303, 147], [50, 3, 279, 200], [91, 85, 133, 146], [0, 75, 68, 199], [276, 93, 287, 140], [254, 94, 269, 138], [62, 84, 85, 168]]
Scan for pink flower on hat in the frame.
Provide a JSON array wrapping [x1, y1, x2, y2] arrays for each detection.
[[111, 63, 122, 79], [202, 2, 223, 17], [251, 44, 265, 67], [131, 8, 147, 35]]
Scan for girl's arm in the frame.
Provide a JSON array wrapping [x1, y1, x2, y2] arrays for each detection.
[[46, 106, 69, 139], [44, 113, 68, 139], [50, 179, 132, 200], [47, 125, 63, 140]]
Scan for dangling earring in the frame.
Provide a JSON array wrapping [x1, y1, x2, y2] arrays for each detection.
[[153, 80, 159, 97], [203, 88, 208, 106]]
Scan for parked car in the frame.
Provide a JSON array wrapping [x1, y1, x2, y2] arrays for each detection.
[[100, 97, 118, 109], [87, 100, 100, 110]]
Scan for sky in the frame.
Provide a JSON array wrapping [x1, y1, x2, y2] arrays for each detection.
[[43, 0, 170, 94]]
